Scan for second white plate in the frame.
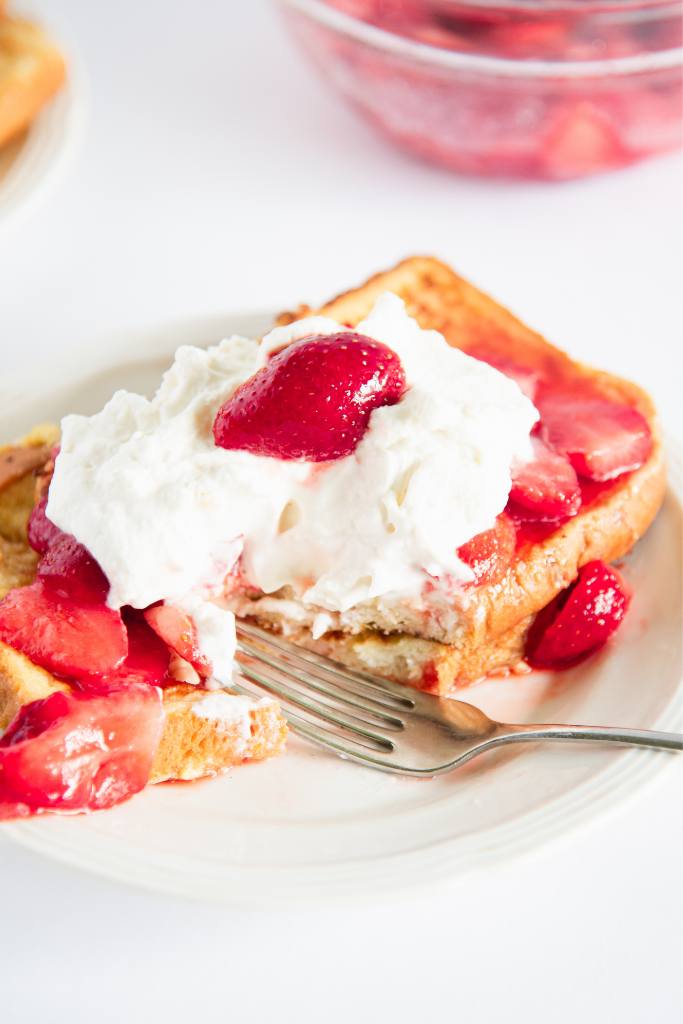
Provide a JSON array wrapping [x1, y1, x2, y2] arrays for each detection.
[[0, 23, 84, 222]]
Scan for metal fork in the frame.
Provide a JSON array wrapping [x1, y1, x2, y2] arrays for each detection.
[[232, 621, 683, 776]]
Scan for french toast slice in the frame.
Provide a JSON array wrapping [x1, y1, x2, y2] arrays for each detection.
[[235, 256, 666, 691], [0, 15, 65, 149], [0, 255, 667, 783], [0, 440, 287, 784]]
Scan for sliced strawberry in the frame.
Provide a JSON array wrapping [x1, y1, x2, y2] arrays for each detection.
[[0, 581, 127, 683], [0, 682, 163, 819], [37, 532, 109, 603], [509, 438, 582, 522], [143, 604, 211, 678], [28, 491, 110, 602], [489, 19, 570, 60], [106, 610, 171, 688], [538, 391, 653, 481], [27, 494, 62, 555], [457, 514, 516, 587], [525, 560, 631, 669], [542, 103, 625, 180], [213, 332, 407, 462]]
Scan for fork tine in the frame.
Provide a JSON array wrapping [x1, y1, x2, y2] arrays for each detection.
[[285, 716, 410, 769], [231, 674, 394, 758], [236, 639, 404, 730], [236, 658, 395, 752], [236, 622, 417, 708], [233, 674, 447, 777]]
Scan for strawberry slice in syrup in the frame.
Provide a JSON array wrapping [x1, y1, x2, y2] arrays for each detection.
[[537, 391, 653, 482], [27, 494, 62, 555], [0, 682, 163, 819], [29, 493, 110, 603], [143, 604, 211, 678], [36, 532, 110, 603], [104, 610, 171, 689], [525, 560, 631, 669], [458, 514, 516, 586], [509, 438, 582, 522], [0, 581, 128, 684]]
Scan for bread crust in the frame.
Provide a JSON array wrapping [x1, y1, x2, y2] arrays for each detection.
[[0, 16, 66, 148], [0, 426, 60, 597], [267, 257, 666, 691]]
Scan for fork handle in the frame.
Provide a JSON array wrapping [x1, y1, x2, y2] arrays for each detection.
[[497, 724, 683, 753]]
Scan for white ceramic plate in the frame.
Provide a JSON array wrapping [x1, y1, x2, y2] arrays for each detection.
[[0, 29, 84, 223], [1, 312, 681, 907]]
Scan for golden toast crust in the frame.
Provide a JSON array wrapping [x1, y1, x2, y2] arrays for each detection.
[[0, 425, 59, 598]]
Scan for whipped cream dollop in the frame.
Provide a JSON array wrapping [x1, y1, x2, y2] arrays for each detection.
[[47, 293, 538, 681]]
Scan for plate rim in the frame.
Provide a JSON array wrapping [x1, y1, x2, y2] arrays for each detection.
[[1, 316, 681, 907]]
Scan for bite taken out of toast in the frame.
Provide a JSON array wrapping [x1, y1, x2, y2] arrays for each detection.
[[233, 256, 666, 693]]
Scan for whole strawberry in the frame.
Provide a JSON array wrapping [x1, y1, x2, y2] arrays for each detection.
[[213, 332, 407, 461], [525, 560, 631, 669]]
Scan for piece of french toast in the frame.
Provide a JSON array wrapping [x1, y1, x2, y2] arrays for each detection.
[[0, 436, 287, 782], [234, 256, 666, 692], [0, 15, 65, 149], [0, 256, 666, 779]]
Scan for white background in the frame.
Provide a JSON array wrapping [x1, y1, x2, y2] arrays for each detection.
[[1, 1, 682, 1021]]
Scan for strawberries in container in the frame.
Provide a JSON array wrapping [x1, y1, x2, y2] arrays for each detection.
[[282, 0, 682, 179]]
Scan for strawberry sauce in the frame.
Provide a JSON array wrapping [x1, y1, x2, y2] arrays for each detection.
[[287, 1, 682, 179]]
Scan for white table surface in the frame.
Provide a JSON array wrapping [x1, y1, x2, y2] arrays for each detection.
[[2, 1, 682, 1020]]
